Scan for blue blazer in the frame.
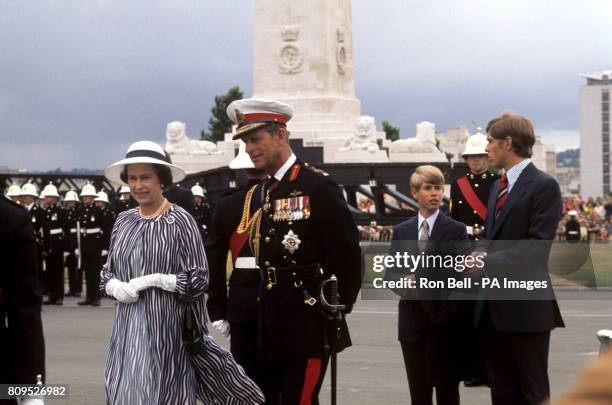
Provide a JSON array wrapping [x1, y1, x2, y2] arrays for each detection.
[[386, 212, 469, 341], [475, 162, 564, 332]]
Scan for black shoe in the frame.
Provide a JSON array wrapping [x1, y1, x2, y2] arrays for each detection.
[[90, 300, 101, 307], [54, 301, 63, 306], [43, 299, 55, 305], [73, 292, 82, 297], [464, 377, 489, 387], [77, 300, 91, 306]]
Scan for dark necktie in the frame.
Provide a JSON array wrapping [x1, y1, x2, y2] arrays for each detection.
[[495, 175, 509, 216], [419, 220, 430, 252]]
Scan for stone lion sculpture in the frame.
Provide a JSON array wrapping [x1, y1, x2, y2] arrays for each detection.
[[164, 121, 222, 155], [338, 115, 380, 153], [389, 121, 440, 153]]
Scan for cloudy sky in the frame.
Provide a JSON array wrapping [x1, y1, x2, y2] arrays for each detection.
[[1, 0, 611, 171]]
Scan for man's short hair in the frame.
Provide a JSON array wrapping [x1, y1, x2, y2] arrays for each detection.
[[487, 113, 535, 158], [410, 165, 445, 190]]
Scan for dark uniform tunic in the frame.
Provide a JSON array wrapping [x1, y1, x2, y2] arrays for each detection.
[[0, 196, 45, 395], [25, 203, 46, 294], [194, 201, 212, 241], [450, 170, 499, 385], [64, 206, 82, 295], [206, 183, 262, 384], [565, 219, 581, 241], [250, 158, 361, 404], [41, 204, 67, 304], [78, 203, 104, 305], [99, 206, 115, 253], [450, 171, 500, 240], [114, 196, 136, 217]]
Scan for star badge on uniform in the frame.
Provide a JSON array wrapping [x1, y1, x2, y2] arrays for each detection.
[[282, 230, 301, 254]]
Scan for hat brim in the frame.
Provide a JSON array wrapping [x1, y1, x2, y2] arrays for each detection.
[[104, 157, 186, 185], [232, 122, 272, 140]]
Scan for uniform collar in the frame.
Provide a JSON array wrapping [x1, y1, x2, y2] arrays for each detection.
[[272, 153, 297, 182]]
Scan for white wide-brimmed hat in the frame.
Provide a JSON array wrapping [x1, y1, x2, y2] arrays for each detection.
[[105, 140, 186, 185], [229, 140, 255, 170]]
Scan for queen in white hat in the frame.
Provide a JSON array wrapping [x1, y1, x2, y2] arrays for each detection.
[[100, 140, 263, 404]]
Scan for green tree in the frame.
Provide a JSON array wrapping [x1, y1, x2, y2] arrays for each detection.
[[201, 86, 244, 142], [382, 120, 400, 142]]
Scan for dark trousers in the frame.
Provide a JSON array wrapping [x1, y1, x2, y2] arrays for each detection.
[[482, 309, 551, 405], [82, 249, 101, 302], [66, 252, 82, 294], [400, 339, 460, 405], [260, 355, 329, 405], [45, 251, 64, 302], [230, 321, 259, 386]]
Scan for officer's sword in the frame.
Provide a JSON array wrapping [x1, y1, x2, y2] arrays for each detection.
[[320, 274, 345, 405], [76, 220, 82, 270]]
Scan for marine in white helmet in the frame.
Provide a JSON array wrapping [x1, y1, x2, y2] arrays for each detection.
[[5, 183, 22, 204], [40, 183, 68, 305], [77, 183, 104, 306], [63, 190, 82, 296]]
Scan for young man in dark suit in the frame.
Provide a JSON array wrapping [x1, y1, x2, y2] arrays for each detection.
[[465, 113, 564, 405], [386, 165, 469, 405]]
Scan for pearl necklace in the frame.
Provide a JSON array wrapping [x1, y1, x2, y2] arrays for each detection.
[[138, 199, 169, 220]]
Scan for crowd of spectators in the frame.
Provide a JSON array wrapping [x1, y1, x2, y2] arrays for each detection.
[[357, 195, 612, 243], [557, 196, 612, 242]]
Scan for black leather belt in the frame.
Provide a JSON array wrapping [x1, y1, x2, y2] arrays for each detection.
[[265, 263, 323, 285]]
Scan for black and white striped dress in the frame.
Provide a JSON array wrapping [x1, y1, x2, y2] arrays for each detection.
[[100, 205, 264, 405]]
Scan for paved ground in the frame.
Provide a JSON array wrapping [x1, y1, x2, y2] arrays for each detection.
[[41, 293, 611, 404]]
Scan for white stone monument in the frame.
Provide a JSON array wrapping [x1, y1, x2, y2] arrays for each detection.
[[389, 122, 447, 163], [332, 116, 388, 162], [164, 121, 235, 173], [252, 0, 388, 162]]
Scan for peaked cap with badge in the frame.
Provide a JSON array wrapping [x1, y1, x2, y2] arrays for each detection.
[[227, 98, 294, 140]]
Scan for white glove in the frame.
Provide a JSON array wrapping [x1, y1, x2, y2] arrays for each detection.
[[212, 320, 230, 338], [22, 399, 44, 405], [101, 250, 108, 257], [74, 249, 80, 256], [63, 252, 70, 259], [129, 274, 177, 293], [106, 279, 139, 304]]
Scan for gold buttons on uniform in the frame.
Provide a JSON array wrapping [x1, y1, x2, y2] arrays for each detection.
[[473, 210, 477, 214], [288, 221, 293, 225], [475, 183, 479, 188], [265, 236, 271, 243], [264, 261, 271, 267], [268, 214, 274, 219]]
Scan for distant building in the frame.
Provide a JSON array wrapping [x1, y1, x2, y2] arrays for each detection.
[[532, 135, 556, 177], [579, 70, 612, 197], [556, 166, 580, 195]]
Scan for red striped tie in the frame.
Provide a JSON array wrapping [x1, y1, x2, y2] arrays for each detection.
[[495, 175, 508, 216]]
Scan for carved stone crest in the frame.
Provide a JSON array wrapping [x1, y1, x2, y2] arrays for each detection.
[[279, 25, 303, 74]]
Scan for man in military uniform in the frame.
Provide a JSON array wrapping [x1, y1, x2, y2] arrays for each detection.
[[450, 129, 499, 388], [450, 129, 500, 241], [0, 194, 46, 404], [95, 191, 115, 260], [191, 183, 212, 241], [77, 184, 104, 307], [114, 185, 136, 216], [227, 98, 362, 404], [63, 190, 82, 297], [40, 183, 67, 305], [565, 210, 581, 241], [20, 182, 46, 296], [206, 141, 267, 384]]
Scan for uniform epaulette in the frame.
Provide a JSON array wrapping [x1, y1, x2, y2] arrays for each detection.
[[305, 163, 329, 177]]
